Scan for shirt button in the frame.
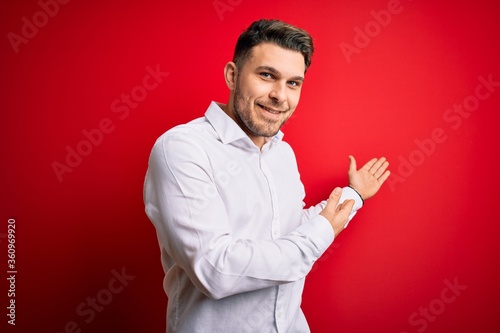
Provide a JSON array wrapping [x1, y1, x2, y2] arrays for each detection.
[[273, 230, 278, 237]]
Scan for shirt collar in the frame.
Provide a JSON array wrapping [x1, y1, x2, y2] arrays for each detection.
[[205, 101, 284, 146]]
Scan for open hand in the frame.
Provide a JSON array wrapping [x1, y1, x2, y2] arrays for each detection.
[[348, 156, 390, 200]]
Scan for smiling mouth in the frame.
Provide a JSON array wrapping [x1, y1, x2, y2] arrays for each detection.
[[257, 103, 286, 114]]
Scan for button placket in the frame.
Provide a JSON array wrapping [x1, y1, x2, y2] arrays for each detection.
[[259, 154, 280, 239], [275, 285, 286, 332]]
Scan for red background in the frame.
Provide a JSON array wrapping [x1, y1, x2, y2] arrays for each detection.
[[2, 0, 500, 332]]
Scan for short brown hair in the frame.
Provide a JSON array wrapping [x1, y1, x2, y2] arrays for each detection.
[[233, 19, 314, 72]]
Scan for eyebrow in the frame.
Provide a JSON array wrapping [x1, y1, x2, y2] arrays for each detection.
[[256, 66, 305, 82]]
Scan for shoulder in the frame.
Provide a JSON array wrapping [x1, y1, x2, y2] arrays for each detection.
[[149, 117, 217, 164], [155, 116, 219, 148]]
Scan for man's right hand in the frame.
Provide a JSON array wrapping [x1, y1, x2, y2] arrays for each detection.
[[319, 187, 355, 237]]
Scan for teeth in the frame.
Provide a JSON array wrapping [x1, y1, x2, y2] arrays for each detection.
[[261, 105, 279, 114]]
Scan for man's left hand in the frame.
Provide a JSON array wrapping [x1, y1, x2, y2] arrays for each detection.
[[348, 156, 390, 201]]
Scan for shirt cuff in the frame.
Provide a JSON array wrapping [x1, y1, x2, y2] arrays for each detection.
[[341, 186, 364, 210], [340, 186, 363, 228]]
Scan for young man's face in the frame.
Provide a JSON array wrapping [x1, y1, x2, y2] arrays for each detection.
[[232, 42, 306, 144]]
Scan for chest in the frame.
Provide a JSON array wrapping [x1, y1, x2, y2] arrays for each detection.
[[205, 144, 305, 239]]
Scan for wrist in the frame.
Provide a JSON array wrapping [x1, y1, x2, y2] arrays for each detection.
[[348, 185, 364, 204]]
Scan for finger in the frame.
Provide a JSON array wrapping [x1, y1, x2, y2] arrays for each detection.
[[377, 170, 391, 184], [324, 187, 343, 213], [338, 199, 355, 214], [373, 161, 389, 178], [369, 157, 386, 174], [361, 157, 377, 172], [337, 199, 355, 227], [348, 155, 357, 173]]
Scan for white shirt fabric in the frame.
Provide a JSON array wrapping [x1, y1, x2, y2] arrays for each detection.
[[144, 101, 363, 333]]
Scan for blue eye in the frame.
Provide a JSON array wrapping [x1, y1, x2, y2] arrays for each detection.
[[261, 72, 272, 79]]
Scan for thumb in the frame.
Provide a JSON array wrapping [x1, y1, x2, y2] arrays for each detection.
[[348, 155, 357, 173], [324, 187, 342, 213]]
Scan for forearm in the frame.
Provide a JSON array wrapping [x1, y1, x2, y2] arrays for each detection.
[[144, 136, 334, 299], [146, 189, 333, 299], [189, 216, 333, 299]]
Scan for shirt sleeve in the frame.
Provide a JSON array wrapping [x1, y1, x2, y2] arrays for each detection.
[[144, 134, 335, 300], [301, 187, 363, 227]]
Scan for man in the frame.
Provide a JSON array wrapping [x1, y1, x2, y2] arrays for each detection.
[[144, 19, 390, 333]]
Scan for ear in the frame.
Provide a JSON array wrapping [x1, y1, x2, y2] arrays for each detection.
[[224, 61, 238, 90]]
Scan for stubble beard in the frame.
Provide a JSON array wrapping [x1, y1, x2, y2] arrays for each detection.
[[233, 82, 290, 139]]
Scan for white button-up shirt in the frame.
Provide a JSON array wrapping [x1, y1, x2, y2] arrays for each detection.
[[144, 101, 363, 333]]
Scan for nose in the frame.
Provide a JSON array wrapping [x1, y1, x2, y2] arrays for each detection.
[[269, 81, 287, 104]]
